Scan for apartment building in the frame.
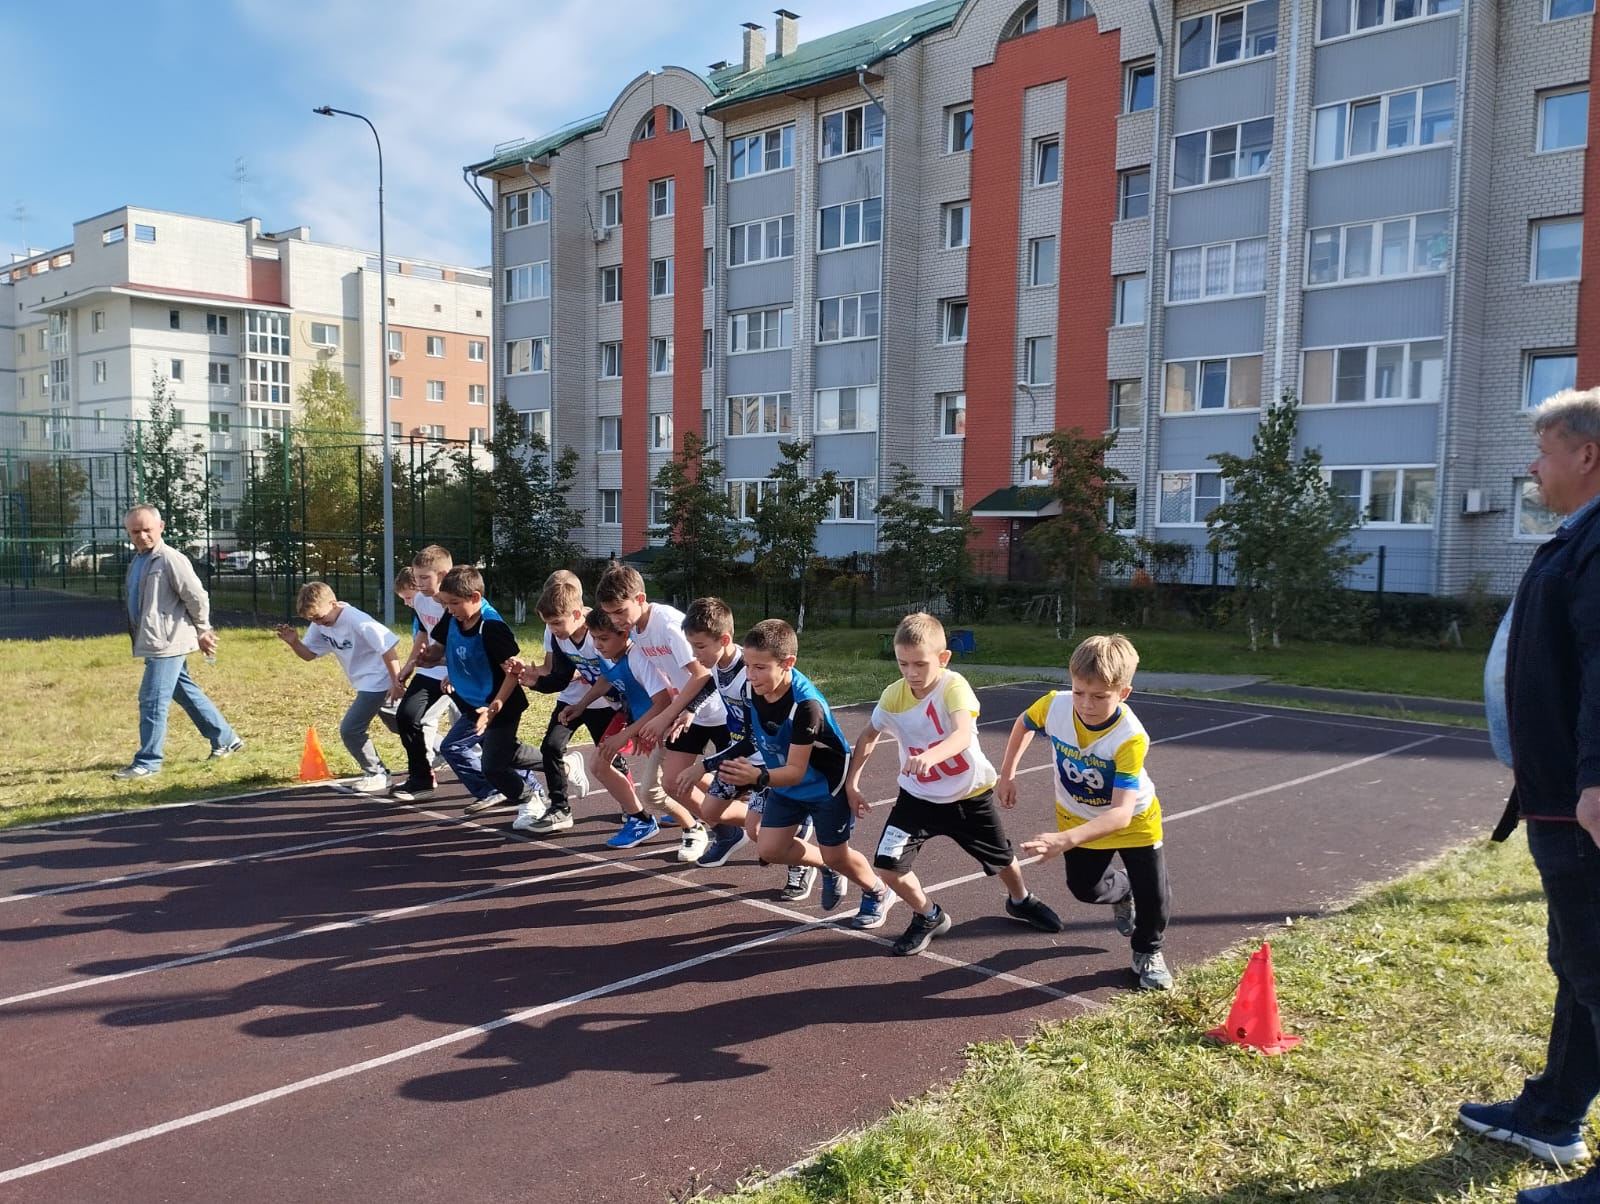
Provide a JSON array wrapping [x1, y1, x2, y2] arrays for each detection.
[[468, 0, 1597, 595], [2, 207, 491, 532]]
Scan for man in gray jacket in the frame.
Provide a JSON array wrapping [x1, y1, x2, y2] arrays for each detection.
[[115, 503, 242, 780]]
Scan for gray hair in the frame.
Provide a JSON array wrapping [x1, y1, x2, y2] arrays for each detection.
[[123, 503, 163, 523], [1533, 388, 1600, 445]]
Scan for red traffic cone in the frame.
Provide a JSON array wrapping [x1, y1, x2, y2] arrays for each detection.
[[1206, 941, 1302, 1055], [298, 727, 333, 782]]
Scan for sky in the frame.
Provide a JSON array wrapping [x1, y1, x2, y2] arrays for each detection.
[[1, 0, 884, 272]]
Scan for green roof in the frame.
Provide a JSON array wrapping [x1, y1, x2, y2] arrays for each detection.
[[970, 486, 1061, 517], [707, 0, 964, 112], [467, 112, 608, 175]]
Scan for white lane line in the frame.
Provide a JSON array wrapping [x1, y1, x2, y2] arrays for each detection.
[[6, 783, 330, 831], [1128, 694, 1488, 742], [1162, 734, 1443, 824]]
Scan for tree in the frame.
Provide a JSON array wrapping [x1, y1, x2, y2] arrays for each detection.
[[126, 366, 212, 548], [874, 462, 975, 612], [750, 439, 838, 632], [649, 431, 750, 602], [1205, 392, 1367, 651], [1021, 428, 1133, 640], [296, 363, 364, 570], [483, 400, 585, 610]]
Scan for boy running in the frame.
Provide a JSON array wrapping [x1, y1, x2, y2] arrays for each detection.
[[387, 556, 461, 801]]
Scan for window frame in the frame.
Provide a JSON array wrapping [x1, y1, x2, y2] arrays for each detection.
[[650, 256, 675, 297], [649, 335, 675, 375], [1125, 61, 1156, 112], [725, 392, 794, 437], [1305, 211, 1451, 286], [600, 188, 622, 229], [1176, 2, 1279, 76], [505, 260, 551, 304], [940, 298, 969, 345], [600, 265, 622, 305], [1113, 275, 1148, 326], [1531, 216, 1584, 283], [599, 489, 622, 526], [1301, 339, 1444, 407], [1546, 0, 1596, 18], [426, 380, 446, 403], [1157, 470, 1229, 525], [815, 385, 880, 434], [649, 177, 675, 218], [1111, 378, 1144, 431], [1525, 349, 1579, 409], [425, 335, 445, 358], [1514, 475, 1562, 539], [1168, 236, 1270, 302], [1033, 137, 1062, 187], [1118, 168, 1151, 220], [819, 102, 885, 160], [1163, 354, 1263, 413], [946, 106, 975, 154], [1172, 118, 1275, 189], [729, 124, 796, 179], [938, 391, 967, 439], [1029, 236, 1059, 287], [728, 215, 796, 266], [1025, 337, 1055, 386], [1319, 0, 1461, 42], [943, 201, 971, 249], [600, 341, 623, 380], [1538, 87, 1590, 154], [1312, 83, 1456, 166], [817, 197, 884, 252], [818, 292, 882, 343], [649, 412, 674, 450], [729, 307, 795, 354], [598, 415, 622, 452], [1322, 463, 1439, 527], [505, 336, 549, 376]]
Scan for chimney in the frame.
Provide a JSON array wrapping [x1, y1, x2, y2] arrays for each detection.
[[774, 9, 800, 57], [742, 21, 766, 73]]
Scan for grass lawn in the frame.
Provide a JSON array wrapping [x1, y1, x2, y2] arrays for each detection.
[[728, 837, 1575, 1204]]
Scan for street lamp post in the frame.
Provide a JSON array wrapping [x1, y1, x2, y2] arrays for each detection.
[[314, 105, 395, 623]]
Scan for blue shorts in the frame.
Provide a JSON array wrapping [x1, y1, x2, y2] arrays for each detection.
[[762, 787, 854, 847]]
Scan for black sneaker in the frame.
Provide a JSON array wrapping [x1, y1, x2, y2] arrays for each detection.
[[1006, 893, 1064, 933], [390, 774, 437, 803], [891, 905, 953, 956]]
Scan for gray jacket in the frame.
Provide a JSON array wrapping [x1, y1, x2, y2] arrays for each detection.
[[127, 542, 212, 658]]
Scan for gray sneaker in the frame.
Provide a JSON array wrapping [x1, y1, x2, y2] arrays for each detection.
[[780, 864, 818, 902], [112, 764, 158, 781], [1132, 950, 1174, 991], [1112, 895, 1137, 938], [209, 738, 245, 760], [463, 791, 509, 815]]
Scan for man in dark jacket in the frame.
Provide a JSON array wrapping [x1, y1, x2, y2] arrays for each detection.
[[1461, 391, 1600, 1203]]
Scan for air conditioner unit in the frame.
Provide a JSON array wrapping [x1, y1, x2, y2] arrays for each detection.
[[1462, 488, 1493, 515], [388, 350, 403, 362], [411, 426, 430, 437], [592, 228, 611, 244]]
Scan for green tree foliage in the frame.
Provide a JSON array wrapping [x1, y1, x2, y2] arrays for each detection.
[[1021, 428, 1132, 640], [483, 400, 585, 607], [14, 457, 89, 544], [874, 462, 975, 611], [650, 431, 750, 602], [296, 363, 364, 561], [750, 440, 838, 632], [1206, 393, 1367, 651], [126, 366, 212, 548]]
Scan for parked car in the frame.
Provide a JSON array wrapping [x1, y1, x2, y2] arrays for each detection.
[[222, 549, 274, 573], [41, 541, 127, 572]]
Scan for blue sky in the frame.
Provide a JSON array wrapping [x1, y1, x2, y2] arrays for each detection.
[[1, 0, 877, 271]]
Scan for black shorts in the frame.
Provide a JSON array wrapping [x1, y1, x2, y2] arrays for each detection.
[[665, 721, 729, 755], [872, 787, 1015, 876]]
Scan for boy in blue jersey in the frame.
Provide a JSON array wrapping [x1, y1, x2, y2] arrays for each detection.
[[425, 565, 547, 816], [707, 619, 892, 929], [997, 633, 1174, 991]]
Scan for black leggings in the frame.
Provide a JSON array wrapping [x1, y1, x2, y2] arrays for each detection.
[[1063, 842, 1170, 955]]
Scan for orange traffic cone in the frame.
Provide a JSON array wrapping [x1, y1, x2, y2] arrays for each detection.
[[298, 727, 333, 782], [1206, 941, 1302, 1055]]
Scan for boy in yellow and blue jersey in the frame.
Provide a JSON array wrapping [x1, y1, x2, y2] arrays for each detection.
[[997, 633, 1174, 991]]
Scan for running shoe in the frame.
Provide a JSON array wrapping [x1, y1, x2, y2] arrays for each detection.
[[511, 788, 552, 831], [390, 773, 437, 803], [606, 814, 660, 849], [527, 807, 575, 834], [820, 868, 848, 911], [677, 823, 710, 863], [850, 883, 895, 930], [112, 764, 158, 780], [1132, 950, 1175, 991], [1006, 893, 1065, 933], [891, 905, 953, 956], [1459, 1100, 1591, 1167], [696, 825, 750, 868], [463, 791, 509, 815], [348, 772, 390, 794], [780, 865, 818, 902], [1112, 894, 1136, 938], [209, 738, 245, 760]]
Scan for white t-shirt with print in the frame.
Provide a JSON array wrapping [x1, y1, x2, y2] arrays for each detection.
[[304, 604, 400, 693], [632, 602, 727, 726], [545, 628, 593, 706], [409, 591, 447, 681]]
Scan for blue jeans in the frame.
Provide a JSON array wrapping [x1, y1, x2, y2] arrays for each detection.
[[438, 711, 540, 803], [1520, 819, 1600, 1129], [135, 655, 238, 771]]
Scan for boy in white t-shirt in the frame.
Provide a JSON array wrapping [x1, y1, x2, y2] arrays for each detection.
[[846, 612, 1062, 956], [275, 581, 402, 794], [386, 559, 461, 802]]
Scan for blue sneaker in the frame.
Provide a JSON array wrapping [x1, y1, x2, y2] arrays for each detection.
[[1459, 1100, 1590, 1167], [605, 814, 660, 849], [1518, 1163, 1600, 1202], [850, 883, 895, 930], [819, 868, 848, 911], [696, 824, 750, 868]]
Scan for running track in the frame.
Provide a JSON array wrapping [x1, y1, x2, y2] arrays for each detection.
[[0, 685, 1506, 1203]]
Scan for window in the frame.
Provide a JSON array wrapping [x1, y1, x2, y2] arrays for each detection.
[[1306, 212, 1449, 285], [820, 103, 884, 159], [933, 486, 964, 521], [939, 391, 967, 437], [468, 339, 485, 362], [1002, 3, 1040, 38], [599, 416, 622, 451], [1159, 471, 1228, 523], [595, 265, 621, 305], [705, 164, 716, 206], [635, 112, 656, 141], [1118, 169, 1151, 220], [389, 375, 403, 398], [1026, 337, 1055, 385], [247, 358, 289, 404], [705, 247, 714, 286], [469, 384, 486, 406], [944, 202, 971, 249], [506, 337, 549, 374], [1024, 435, 1054, 482], [1516, 476, 1562, 538], [387, 329, 404, 355], [650, 413, 673, 449], [1173, 118, 1274, 187], [727, 480, 776, 522], [600, 489, 622, 525], [426, 335, 444, 357], [941, 298, 969, 344], [1302, 340, 1443, 405], [1313, 84, 1455, 164], [1065, 0, 1095, 18], [1323, 465, 1437, 525], [1548, 0, 1595, 16], [206, 312, 228, 335], [207, 362, 230, 386], [729, 215, 795, 265], [730, 307, 794, 353], [1177, 3, 1278, 75], [1034, 138, 1061, 186], [300, 322, 335, 349], [212, 458, 235, 484], [826, 479, 874, 522], [817, 293, 880, 342], [650, 336, 675, 374], [209, 412, 232, 434], [469, 427, 487, 446], [650, 178, 675, 218], [1164, 355, 1262, 411], [103, 225, 126, 245], [730, 125, 795, 178], [726, 392, 793, 435], [601, 189, 622, 229], [816, 386, 879, 432], [667, 106, 686, 132], [504, 189, 550, 228], [94, 360, 108, 384], [1109, 487, 1138, 532], [947, 106, 975, 153], [1540, 89, 1590, 152], [94, 409, 107, 433], [1111, 379, 1143, 430], [703, 328, 714, 369], [135, 224, 156, 242], [170, 359, 184, 381], [1125, 62, 1156, 114], [1114, 275, 1148, 325], [1532, 217, 1583, 282], [818, 198, 883, 250], [651, 489, 671, 527], [521, 409, 551, 443], [1526, 351, 1578, 408], [600, 342, 622, 379], [651, 257, 674, 296], [1029, 237, 1059, 287], [389, 421, 404, 440], [1169, 237, 1269, 300], [506, 261, 551, 303], [170, 309, 181, 330], [1321, 0, 1460, 39], [427, 380, 446, 402]]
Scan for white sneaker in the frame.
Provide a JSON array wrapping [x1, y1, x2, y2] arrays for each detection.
[[463, 791, 508, 815], [511, 789, 551, 831], [564, 751, 590, 798], [350, 772, 390, 794], [676, 824, 710, 863]]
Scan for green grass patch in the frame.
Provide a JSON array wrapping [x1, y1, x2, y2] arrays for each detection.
[[727, 838, 1578, 1203]]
